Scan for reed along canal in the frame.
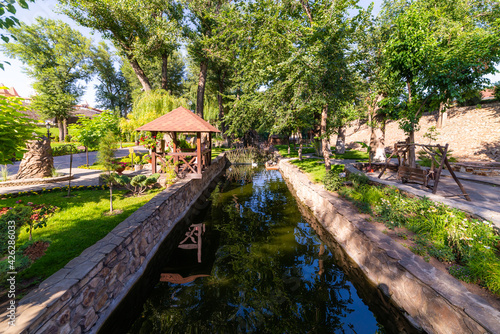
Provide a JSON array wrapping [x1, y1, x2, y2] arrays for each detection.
[[124, 167, 417, 333]]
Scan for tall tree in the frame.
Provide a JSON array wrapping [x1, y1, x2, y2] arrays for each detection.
[[61, 0, 183, 92], [93, 42, 133, 116], [3, 18, 94, 141], [382, 0, 500, 166]]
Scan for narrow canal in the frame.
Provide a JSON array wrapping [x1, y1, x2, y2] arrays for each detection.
[[125, 167, 417, 333]]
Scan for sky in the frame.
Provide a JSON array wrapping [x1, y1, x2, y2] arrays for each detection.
[[0, 0, 498, 107]]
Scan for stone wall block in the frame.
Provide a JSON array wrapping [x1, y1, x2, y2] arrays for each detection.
[[82, 307, 98, 332], [56, 308, 71, 326], [81, 287, 96, 308]]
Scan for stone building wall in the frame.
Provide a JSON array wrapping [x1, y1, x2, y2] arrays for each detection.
[[6, 154, 227, 334], [279, 160, 500, 334]]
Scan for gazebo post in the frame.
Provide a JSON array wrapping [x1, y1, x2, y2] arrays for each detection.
[[208, 132, 212, 166], [152, 131, 158, 174], [197, 132, 202, 175], [172, 132, 178, 173]]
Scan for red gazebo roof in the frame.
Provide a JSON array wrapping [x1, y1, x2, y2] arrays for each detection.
[[135, 106, 220, 133]]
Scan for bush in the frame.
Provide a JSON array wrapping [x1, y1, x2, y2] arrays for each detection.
[[0, 205, 32, 255], [64, 135, 72, 142], [115, 173, 160, 195], [323, 167, 344, 192], [52, 144, 79, 157]]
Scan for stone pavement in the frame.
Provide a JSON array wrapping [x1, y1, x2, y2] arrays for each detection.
[[0, 146, 148, 195]]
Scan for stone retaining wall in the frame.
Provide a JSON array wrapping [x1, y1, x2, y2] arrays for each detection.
[[5, 155, 227, 334], [279, 159, 500, 334]]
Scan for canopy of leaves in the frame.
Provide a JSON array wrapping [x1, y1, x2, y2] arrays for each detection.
[[0, 92, 35, 164], [120, 89, 189, 135], [0, 0, 32, 69], [3, 17, 94, 120], [70, 110, 120, 150]]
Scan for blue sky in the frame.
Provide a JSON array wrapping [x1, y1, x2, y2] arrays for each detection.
[[0, 0, 498, 107]]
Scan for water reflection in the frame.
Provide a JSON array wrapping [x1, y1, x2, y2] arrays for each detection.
[[128, 167, 384, 333]]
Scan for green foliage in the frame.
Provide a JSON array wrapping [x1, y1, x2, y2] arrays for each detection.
[[290, 159, 329, 183], [120, 90, 188, 135], [0, 93, 36, 164], [71, 110, 120, 151], [97, 131, 118, 172], [92, 42, 132, 115], [4, 18, 94, 135], [51, 144, 79, 157], [0, 0, 33, 69], [115, 173, 160, 195], [332, 150, 370, 160], [0, 205, 31, 255], [323, 166, 346, 192]]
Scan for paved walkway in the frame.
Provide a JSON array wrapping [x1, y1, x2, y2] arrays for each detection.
[[0, 146, 148, 195]]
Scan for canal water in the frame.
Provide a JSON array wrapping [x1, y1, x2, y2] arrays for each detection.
[[125, 167, 417, 333]]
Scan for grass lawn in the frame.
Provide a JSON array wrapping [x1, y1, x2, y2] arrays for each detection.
[[332, 150, 369, 160], [290, 159, 329, 183], [275, 144, 316, 158], [211, 147, 231, 159], [0, 188, 161, 285]]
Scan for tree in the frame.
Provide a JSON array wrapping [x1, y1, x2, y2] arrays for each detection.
[[70, 110, 120, 165], [97, 131, 119, 214], [119, 89, 188, 139], [121, 50, 186, 100], [382, 0, 500, 166], [0, 92, 35, 164], [224, 0, 365, 171], [3, 18, 94, 141], [0, 0, 33, 69], [61, 0, 183, 92], [93, 42, 133, 116]]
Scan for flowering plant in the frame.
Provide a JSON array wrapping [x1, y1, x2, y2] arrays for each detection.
[[139, 135, 159, 150]]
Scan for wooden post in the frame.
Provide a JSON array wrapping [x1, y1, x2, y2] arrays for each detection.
[[172, 132, 178, 173], [432, 144, 448, 194], [152, 131, 157, 174], [197, 132, 202, 175], [437, 145, 471, 201], [208, 132, 212, 166]]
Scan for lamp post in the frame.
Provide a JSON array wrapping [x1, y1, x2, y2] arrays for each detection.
[[45, 120, 52, 140]]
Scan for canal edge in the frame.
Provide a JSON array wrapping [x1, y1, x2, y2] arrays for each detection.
[[279, 159, 500, 334]]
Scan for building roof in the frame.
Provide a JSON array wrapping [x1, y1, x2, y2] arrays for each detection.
[[72, 105, 103, 118], [481, 88, 495, 100], [0, 84, 20, 98], [136, 106, 220, 133]]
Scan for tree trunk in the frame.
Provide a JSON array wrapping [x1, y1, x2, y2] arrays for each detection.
[[298, 130, 303, 161], [86, 147, 89, 166], [63, 118, 68, 141], [407, 80, 416, 167], [335, 126, 346, 155], [57, 118, 64, 142], [110, 183, 113, 213], [436, 101, 447, 128], [196, 60, 208, 118], [217, 71, 226, 143], [408, 129, 416, 168], [127, 55, 152, 91], [161, 53, 169, 91], [321, 105, 331, 171], [369, 94, 386, 163]]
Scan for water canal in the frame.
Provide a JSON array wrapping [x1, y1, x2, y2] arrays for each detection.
[[114, 167, 418, 333]]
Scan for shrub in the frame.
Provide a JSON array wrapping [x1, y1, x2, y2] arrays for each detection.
[[52, 144, 79, 157], [323, 169, 344, 192], [115, 173, 160, 195], [0, 205, 32, 255]]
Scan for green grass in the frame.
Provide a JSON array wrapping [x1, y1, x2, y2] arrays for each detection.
[[290, 159, 328, 183], [332, 150, 369, 160], [275, 144, 316, 158], [0, 188, 161, 282], [211, 147, 231, 160]]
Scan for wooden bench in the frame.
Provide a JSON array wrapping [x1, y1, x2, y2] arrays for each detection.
[[398, 166, 433, 187]]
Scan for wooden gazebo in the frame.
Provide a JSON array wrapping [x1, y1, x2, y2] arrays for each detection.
[[136, 106, 220, 179]]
